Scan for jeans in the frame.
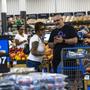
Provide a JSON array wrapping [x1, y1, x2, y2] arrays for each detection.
[[26, 60, 41, 72]]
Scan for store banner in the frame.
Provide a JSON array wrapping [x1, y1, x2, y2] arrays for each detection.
[[74, 12, 86, 16], [37, 13, 49, 19], [27, 14, 37, 19]]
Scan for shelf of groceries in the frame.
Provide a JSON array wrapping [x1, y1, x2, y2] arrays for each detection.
[[7, 12, 90, 35]]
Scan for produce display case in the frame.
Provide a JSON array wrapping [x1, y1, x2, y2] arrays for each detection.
[[0, 68, 68, 90], [9, 47, 28, 67]]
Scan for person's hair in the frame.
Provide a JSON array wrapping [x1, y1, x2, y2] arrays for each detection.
[[35, 22, 45, 33], [17, 25, 24, 30]]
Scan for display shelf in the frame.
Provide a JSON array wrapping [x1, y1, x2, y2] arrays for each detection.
[[12, 60, 26, 67], [16, 60, 26, 64]]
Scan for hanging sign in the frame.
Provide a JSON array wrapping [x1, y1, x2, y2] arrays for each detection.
[[87, 11, 90, 15], [74, 11, 86, 16], [27, 14, 37, 19], [37, 13, 49, 19], [50, 13, 56, 17], [50, 13, 63, 17], [62, 12, 73, 16]]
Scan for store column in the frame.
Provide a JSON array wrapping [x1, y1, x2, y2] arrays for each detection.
[[1, 0, 7, 35], [19, 0, 27, 33]]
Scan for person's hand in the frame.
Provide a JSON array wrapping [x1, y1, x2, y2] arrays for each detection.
[[54, 36, 63, 44], [84, 38, 90, 45]]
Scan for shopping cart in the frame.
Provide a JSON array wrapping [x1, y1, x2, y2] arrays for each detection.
[[59, 45, 90, 90]]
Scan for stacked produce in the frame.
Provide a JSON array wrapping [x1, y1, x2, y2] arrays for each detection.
[[9, 47, 28, 61], [4, 72, 67, 90]]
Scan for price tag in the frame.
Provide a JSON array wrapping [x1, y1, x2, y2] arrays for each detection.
[[13, 61, 17, 65]]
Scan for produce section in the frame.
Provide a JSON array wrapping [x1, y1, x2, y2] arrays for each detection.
[[0, 68, 68, 90], [9, 48, 28, 61]]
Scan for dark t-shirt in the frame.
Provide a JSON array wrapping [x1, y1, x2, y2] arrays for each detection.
[[48, 25, 78, 60]]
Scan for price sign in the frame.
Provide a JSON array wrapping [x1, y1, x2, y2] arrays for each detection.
[[0, 37, 10, 73], [0, 56, 6, 64]]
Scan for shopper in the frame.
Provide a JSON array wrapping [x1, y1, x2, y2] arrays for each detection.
[[15, 25, 28, 49], [48, 15, 78, 73], [26, 22, 45, 71]]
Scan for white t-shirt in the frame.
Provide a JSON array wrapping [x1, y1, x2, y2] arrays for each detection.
[[15, 33, 28, 48], [28, 34, 45, 63]]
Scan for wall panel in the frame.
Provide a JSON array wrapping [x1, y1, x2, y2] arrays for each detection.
[[0, 0, 90, 15], [57, 0, 90, 12], [26, 0, 55, 14], [7, 0, 19, 15]]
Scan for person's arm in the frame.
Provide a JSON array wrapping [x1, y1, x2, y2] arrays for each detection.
[[51, 36, 78, 45], [15, 39, 27, 46], [64, 37, 78, 45], [31, 41, 44, 56]]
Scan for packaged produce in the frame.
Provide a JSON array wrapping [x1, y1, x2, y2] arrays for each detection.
[[2, 72, 68, 90]]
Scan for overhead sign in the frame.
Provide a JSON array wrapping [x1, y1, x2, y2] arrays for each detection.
[[50, 12, 73, 17], [38, 13, 49, 19], [62, 12, 73, 16], [74, 11, 86, 16], [27, 14, 37, 19], [50, 13, 57, 17], [50, 13, 63, 17], [87, 11, 90, 15]]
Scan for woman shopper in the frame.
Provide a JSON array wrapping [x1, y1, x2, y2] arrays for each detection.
[[26, 22, 46, 71], [15, 25, 28, 49]]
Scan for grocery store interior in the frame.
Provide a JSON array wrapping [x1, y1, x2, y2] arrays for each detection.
[[0, 0, 90, 90]]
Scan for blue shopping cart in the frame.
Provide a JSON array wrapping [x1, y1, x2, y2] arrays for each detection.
[[58, 44, 90, 89]]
